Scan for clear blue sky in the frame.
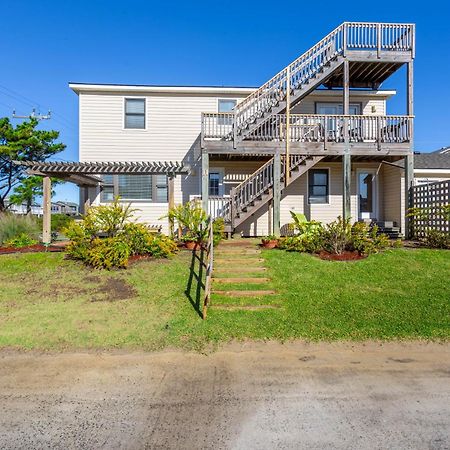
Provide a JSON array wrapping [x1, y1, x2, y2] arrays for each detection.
[[2, 0, 450, 203]]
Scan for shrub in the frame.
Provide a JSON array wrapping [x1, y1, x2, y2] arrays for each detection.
[[424, 229, 450, 249], [165, 202, 208, 242], [4, 233, 38, 248], [143, 234, 178, 258], [120, 223, 153, 255], [278, 236, 306, 252], [407, 205, 450, 248], [37, 213, 75, 233], [213, 218, 225, 246], [85, 238, 131, 270], [0, 213, 40, 245], [321, 217, 352, 255]]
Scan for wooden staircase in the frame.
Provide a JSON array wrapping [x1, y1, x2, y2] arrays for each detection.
[[230, 154, 324, 229], [231, 22, 415, 142]]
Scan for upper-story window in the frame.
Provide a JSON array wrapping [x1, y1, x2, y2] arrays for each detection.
[[218, 99, 236, 125], [124, 98, 146, 129]]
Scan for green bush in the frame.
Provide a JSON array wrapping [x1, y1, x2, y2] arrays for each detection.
[[85, 237, 131, 270], [143, 234, 178, 258], [0, 213, 40, 245], [321, 216, 352, 255], [213, 218, 225, 246], [37, 214, 74, 233], [424, 229, 450, 249], [165, 202, 208, 242], [4, 233, 38, 248]]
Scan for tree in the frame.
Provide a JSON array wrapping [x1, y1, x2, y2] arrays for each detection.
[[0, 117, 65, 211], [9, 175, 63, 215]]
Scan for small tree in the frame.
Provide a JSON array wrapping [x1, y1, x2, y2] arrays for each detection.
[[0, 117, 65, 211]]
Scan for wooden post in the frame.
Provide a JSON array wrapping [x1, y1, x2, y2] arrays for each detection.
[[285, 66, 291, 184], [273, 151, 281, 237], [201, 150, 209, 213], [168, 176, 175, 236], [42, 176, 51, 244], [342, 59, 351, 221], [405, 61, 414, 238], [83, 186, 91, 214]]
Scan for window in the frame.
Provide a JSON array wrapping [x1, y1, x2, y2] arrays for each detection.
[[118, 174, 152, 200], [308, 169, 329, 204], [218, 99, 236, 125], [209, 172, 220, 196], [100, 174, 168, 203], [100, 174, 114, 202], [125, 98, 145, 129]]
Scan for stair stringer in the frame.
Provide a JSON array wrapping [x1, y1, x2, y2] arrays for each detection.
[[232, 156, 325, 230]]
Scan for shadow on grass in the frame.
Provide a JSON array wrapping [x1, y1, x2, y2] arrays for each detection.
[[184, 246, 206, 319]]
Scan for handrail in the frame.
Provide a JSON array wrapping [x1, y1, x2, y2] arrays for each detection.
[[202, 217, 213, 319]]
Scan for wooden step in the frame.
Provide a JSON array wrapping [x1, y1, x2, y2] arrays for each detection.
[[212, 290, 276, 297], [212, 304, 280, 311], [213, 277, 270, 284], [215, 258, 264, 264], [214, 267, 267, 273]]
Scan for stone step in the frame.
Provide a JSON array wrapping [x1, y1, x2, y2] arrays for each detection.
[[213, 277, 270, 284], [212, 290, 276, 297]]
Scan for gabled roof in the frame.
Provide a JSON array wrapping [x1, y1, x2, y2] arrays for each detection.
[[432, 146, 450, 155], [395, 152, 450, 170]]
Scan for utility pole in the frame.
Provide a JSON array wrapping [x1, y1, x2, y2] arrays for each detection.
[[12, 108, 51, 121]]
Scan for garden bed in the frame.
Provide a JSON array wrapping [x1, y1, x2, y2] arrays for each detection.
[[0, 243, 66, 255]]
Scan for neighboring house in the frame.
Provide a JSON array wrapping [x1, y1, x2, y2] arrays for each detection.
[[6, 199, 43, 216], [413, 150, 450, 184], [51, 201, 79, 216], [70, 22, 416, 236]]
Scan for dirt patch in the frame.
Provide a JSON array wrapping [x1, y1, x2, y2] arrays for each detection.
[[317, 250, 367, 261], [90, 277, 137, 302]]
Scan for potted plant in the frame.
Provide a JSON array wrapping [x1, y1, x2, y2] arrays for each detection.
[[261, 235, 278, 249], [182, 232, 202, 250]]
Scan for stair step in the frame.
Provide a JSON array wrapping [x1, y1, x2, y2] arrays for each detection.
[[213, 277, 270, 284], [215, 267, 267, 273], [212, 290, 276, 297], [212, 304, 280, 311], [215, 258, 264, 264]]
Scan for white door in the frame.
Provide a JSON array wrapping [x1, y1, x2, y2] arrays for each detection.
[[357, 169, 378, 220]]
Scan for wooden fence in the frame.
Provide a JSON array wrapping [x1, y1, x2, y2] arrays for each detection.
[[202, 218, 214, 319], [410, 180, 450, 237]]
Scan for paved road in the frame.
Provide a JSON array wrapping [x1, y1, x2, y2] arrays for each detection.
[[0, 342, 449, 449]]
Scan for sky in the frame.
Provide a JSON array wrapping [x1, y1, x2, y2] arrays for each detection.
[[2, 0, 450, 203]]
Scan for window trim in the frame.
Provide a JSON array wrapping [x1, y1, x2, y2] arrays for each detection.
[[123, 97, 147, 130], [307, 167, 330, 205]]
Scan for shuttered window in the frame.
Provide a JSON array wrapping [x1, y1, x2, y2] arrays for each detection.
[[125, 98, 146, 129]]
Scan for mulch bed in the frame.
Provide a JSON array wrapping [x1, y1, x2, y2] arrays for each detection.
[[317, 250, 367, 261], [0, 244, 67, 255]]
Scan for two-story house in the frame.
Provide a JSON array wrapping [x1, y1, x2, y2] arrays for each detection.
[[67, 22, 415, 237]]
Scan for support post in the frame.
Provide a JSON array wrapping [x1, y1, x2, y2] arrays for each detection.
[[285, 66, 291, 184], [273, 151, 281, 237], [168, 176, 175, 236], [83, 186, 91, 214], [405, 61, 414, 238], [342, 59, 351, 221], [201, 150, 209, 213], [42, 176, 51, 245]]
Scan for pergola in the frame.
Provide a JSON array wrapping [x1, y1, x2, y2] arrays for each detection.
[[16, 160, 189, 243]]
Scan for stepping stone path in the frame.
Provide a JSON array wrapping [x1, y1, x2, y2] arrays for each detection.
[[211, 238, 279, 311]]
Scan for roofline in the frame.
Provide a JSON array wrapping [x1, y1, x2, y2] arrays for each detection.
[[415, 169, 450, 174], [69, 83, 257, 95], [69, 82, 396, 97]]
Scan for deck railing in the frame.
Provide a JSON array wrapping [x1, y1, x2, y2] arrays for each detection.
[[202, 113, 413, 145], [231, 22, 414, 134]]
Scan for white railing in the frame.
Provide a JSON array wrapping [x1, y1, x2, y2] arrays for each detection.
[[207, 196, 232, 222], [202, 113, 413, 144], [201, 113, 234, 141], [230, 22, 414, 136]]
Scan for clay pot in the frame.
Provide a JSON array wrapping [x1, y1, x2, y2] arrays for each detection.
[[261, 239, 278, 249], [185, 241, 202, 251]]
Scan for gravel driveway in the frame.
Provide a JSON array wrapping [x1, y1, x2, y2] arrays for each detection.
[[0, 342, 449, 449]]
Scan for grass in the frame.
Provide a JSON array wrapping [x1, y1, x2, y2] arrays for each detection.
[[0, 247, 449, 351]]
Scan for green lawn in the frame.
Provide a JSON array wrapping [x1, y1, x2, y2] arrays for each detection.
[[0, 248, 449, 350]]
